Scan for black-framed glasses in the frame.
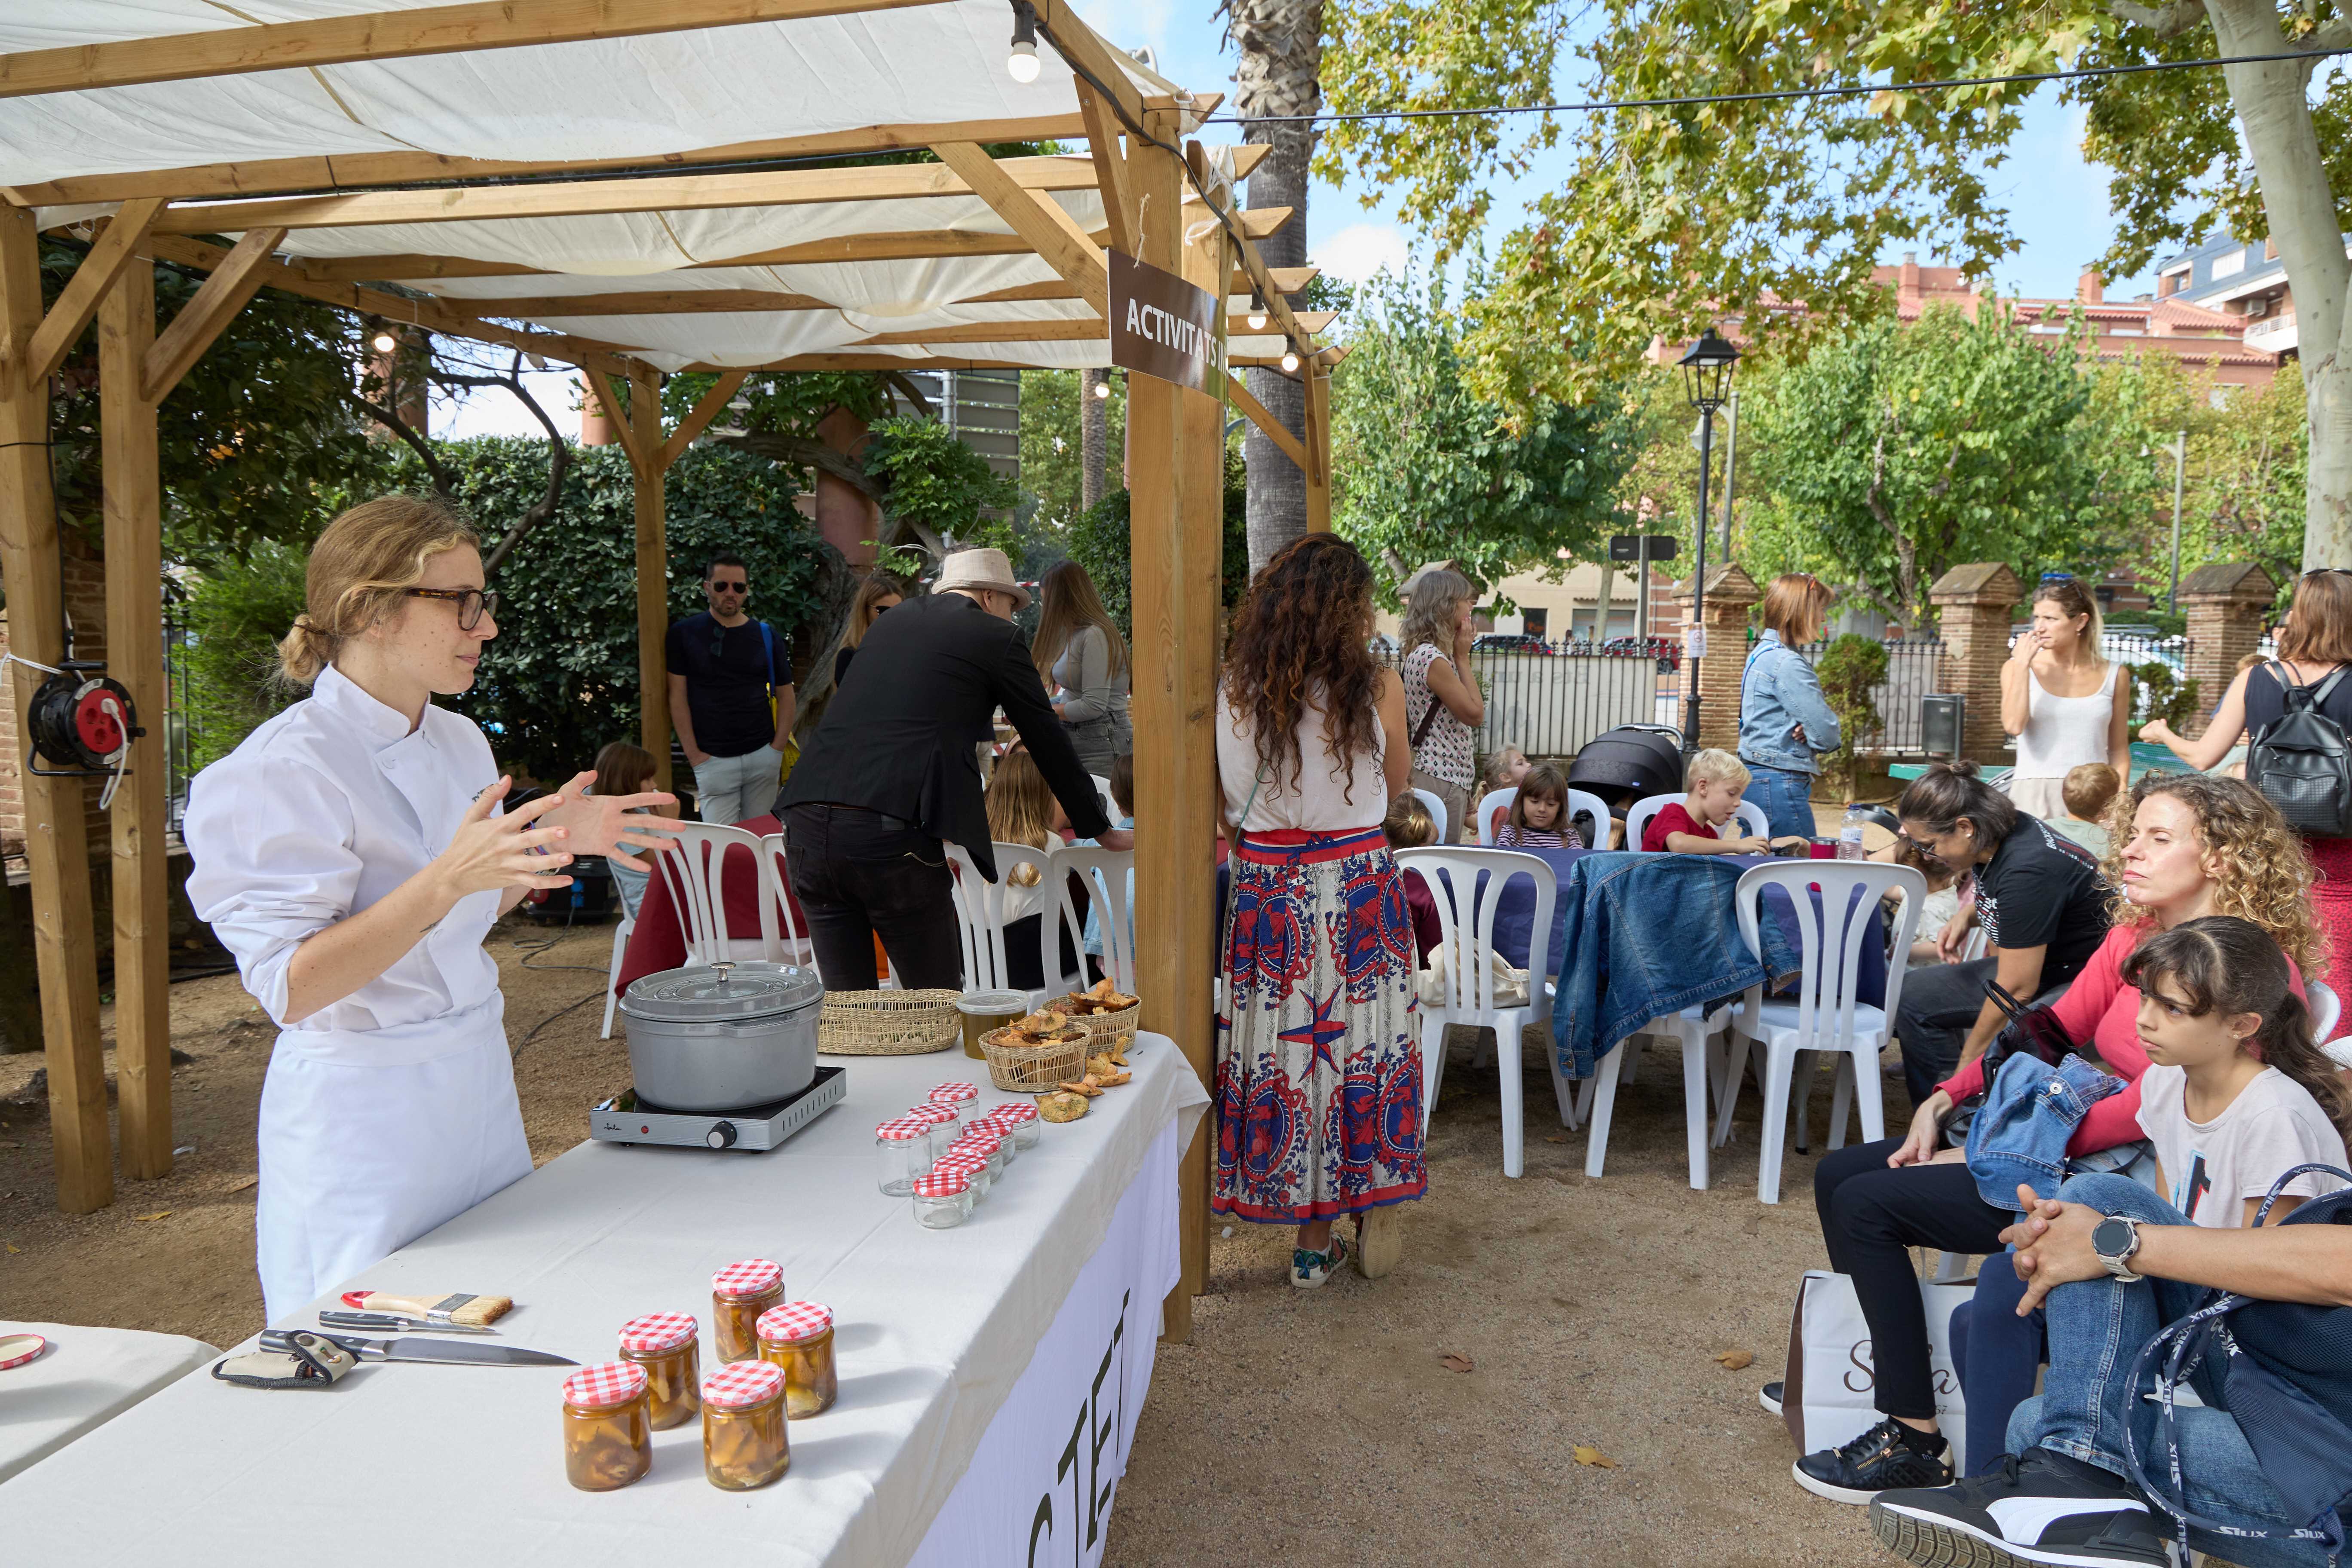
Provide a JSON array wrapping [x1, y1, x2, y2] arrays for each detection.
[[404, 586, 497, 630]]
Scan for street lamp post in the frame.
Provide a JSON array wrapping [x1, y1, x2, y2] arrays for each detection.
[[1677, 327, 1740, 756]]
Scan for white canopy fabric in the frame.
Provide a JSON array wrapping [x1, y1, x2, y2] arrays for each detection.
[[2, 2, 1286, 371]]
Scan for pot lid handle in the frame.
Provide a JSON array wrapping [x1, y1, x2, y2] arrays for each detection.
[[712, 961, 735, 985]]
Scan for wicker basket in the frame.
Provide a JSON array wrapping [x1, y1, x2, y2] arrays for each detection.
[[817, 989, 962, 1056], [979, 1026, 1093, 1093], [1052, 995, 1141, 1043]]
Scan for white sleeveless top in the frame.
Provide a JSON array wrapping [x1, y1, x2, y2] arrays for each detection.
[[2015, 661, 2118, 779], [1217, 688, 1388, 833]]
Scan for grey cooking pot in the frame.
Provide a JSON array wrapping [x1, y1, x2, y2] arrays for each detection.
[[618, 960, 824, 1112]]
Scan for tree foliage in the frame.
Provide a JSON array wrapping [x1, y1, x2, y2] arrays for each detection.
[[1815, 634, 1890, 797], [1059, 445, 1252, 638], [1329, 265, 1638, 603], [1018, 368, 1130, 536]]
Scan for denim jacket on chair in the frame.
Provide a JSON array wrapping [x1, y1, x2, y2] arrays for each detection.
[[1737, 631, 1841, 776], [1964, 1051, 2123, 1210]]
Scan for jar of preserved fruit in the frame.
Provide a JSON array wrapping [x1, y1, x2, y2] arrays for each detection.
[[710, 1258, 784, 1363], [986, 1101, 1042, 1151], [561, 1361, 652, 1491], [616, 1312, 700, 1430], [874, 1116, 934, 1197], [933, 1151, 989, 1201], [755, 1301, 838, 1419], [700, 1359, 790, 1491], [911, 1168, 971, 1228]]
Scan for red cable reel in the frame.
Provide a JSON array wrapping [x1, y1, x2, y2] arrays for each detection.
[[27, 661, 139, 781]]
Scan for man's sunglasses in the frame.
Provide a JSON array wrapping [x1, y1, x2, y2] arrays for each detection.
[[404, 586, 498, 631], [710, 579, 748, 593]]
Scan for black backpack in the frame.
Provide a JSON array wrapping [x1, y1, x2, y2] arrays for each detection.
[[2248, 663, 2352, 837]]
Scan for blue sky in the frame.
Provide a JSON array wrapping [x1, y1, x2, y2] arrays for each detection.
[[444, 13, 2167, 437]]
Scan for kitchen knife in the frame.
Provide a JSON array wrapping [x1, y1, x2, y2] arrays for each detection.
[[262, 1329, 575, 1367], [318, 1310, 498, 1336]]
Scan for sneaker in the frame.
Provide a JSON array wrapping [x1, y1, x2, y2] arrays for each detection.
[[1760, 1380, 1784, 1416], [1356, 1206, 1402, 1278], [1869, 1448, 2175, 1567], [1794, 1417, 1952, 1504], [1291, 1234, 1351, 1288]]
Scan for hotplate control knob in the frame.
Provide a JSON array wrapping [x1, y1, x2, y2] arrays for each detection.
[[706, 1121, 738, 1149]]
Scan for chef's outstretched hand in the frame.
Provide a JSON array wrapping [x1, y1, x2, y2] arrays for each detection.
[[540, 770, 680, 872], [437, 777, 577, 897]]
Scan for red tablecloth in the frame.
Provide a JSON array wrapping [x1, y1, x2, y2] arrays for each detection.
[[613, 814, 811, 998]]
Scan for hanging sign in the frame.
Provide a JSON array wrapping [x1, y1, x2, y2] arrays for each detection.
[[1109, 250, 1223, 393], [1608, 534, 1681, 563]]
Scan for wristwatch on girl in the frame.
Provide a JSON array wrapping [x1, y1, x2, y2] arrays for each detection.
[[2092, 1214, 2144, 1283]]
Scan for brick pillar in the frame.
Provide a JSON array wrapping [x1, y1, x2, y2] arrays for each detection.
[[1929, 563, 2024, 763], [2178, 562, 2277, 738], [1689, 563, 1759, 754]]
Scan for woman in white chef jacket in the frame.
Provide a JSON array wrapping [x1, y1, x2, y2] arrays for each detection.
[[185, 496, 673, 1323]]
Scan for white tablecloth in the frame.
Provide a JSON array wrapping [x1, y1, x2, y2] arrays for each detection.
[[0, 1322, 218, 1484], [0, 1032, 1207, 1566]]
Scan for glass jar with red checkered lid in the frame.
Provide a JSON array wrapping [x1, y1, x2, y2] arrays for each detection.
[[756, 1301, 837, 1418], [700, 1359, 789, 1491], [983, 1100, 1041, 1152], [616, 1312, 701, 1429], [709, 1258, 784, 1364], [874, 1114, 937, 1196], [949, 1127, 1007, 1182], [933, 1150, 990, 1201], [560, 1360, 652, 1491], [903, 1100, 961, 1156], [910, 1167, 971, 1228]]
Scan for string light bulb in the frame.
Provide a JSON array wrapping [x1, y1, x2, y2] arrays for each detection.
[[1007, 0, 1040, 82], [1280, 342, 1301, 373], [1091, 376, 1112, 400], [370, 328, 398, 354], [1246, 292, 1269, 331]]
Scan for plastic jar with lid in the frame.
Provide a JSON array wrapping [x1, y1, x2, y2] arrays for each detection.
[[949, 1130, 1007, 1184], [874, 1115, 934, 1197], [986, 1102, 1042, 1151], [710, 1258, 784, 1363], [700, 1359, 790, 1490], [561, 1361, 652, 1491], [911, 1168, 971, 1228], [934, 1151, 990, 1201], [616, 1312, 701, 1429], [756, 1301, 838, 1418]]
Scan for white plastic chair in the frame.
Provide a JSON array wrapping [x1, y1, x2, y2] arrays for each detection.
[[1411, 787, 1449, 845], [1394, 847, 1556, 1178], [1625, 791, 1770, 852], [753, 833, 815, 971], [1566, 788, 1611, 851], [1717, 861, 1926, 1203], [945, 842, 1086, 1009], [1474, 787, 1516, 845], [1054, 844, 1136, 992], [600, 914, 635, 1039], [1579, 994, 1744, 1189], [2309, 979, 2342, 1042], [647, 821, 781, 964], [1090, 773, 1119, 825]]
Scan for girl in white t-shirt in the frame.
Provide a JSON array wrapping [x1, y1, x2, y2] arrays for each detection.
[[2119, 915, 2352, 1227]]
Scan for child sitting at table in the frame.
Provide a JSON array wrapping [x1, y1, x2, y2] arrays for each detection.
[[1382, 791, 1444, 965], [591, 740, 663, 919], [2050, 761, 2120, 859], [984, 749, 1081, 990], [1494, 762, 1580, 848], [1642, 748, 1779, 854], [1877, 826, 1966, 968]]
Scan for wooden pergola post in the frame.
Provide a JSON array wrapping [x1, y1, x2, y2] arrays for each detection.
[[1303, 362, 1331, 532], [1127, 119, 1225, 1344], [0, 206, 113, 1213], [99, 247, 174, 1180], [608, 364, 672, 791]]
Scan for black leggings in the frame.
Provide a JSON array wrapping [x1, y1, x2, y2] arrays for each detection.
[[1814, 1139, 2012, 1422]]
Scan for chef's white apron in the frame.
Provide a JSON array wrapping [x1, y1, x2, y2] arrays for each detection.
[[255, 993, 532, 1323]]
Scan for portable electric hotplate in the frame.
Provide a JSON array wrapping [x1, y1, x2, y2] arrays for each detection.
[[591, 1066, 846, 1152]]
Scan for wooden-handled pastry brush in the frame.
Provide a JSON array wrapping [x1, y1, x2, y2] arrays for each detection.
[[338, 1289, 512, 1327]]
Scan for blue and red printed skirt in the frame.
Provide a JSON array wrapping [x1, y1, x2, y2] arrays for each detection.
[[1213, 826, 1427, 1224]]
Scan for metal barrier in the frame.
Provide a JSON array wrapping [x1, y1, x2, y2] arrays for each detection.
[[1377, 637, 1682, 757], [1778, 638, 1946, 754]]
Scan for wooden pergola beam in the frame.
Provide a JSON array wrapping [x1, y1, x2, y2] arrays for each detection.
[[930, 141, 1107, 315], [18, 199, 166, 383], [673, 352, 1035, 372], [1030, 0, 1146, 126], [142, 226, 288, 400], [658, 370, 750, 471], [586, 365, 654, 474], [1223, 371, 1307, 471], [4, 115, 1089, 207], [849, 308, 1334, 346], [0, 0, 950, 101], [150, 155, 1106, 236], [1076, 82, 1136, 256], [435, 288, 832, 317]]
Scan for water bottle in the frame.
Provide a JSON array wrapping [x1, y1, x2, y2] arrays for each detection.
[[1837, 805, 1868, 861]]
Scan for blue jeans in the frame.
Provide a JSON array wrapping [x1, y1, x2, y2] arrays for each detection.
[[2008, 1173, 2328, 1568], [1743, 762, 1817, 840], [1950, 1252, 2044, 1476]]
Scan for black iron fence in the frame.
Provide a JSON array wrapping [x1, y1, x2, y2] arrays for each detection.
[[1777, 637, 1946, 754]]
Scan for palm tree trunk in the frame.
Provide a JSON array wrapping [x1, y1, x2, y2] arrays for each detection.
[[1225, 0, 1322, 575], [1081, 367, 1109, 511]]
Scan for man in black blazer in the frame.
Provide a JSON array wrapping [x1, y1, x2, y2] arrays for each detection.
[[781, 548, 1130, 989]]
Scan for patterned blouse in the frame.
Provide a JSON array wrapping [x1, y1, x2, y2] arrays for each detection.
[[1401, 643, 1476, 789]]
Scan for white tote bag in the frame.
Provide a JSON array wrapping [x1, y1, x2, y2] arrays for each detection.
[[1781, 1268, 1972, 1462]]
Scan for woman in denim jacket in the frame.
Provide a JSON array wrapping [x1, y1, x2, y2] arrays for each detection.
[[1738, 574, 1841, 839]]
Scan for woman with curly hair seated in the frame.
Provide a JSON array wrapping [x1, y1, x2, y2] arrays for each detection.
[[1215, 535, 1422, 1288]]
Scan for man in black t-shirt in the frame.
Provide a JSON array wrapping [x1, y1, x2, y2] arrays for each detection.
[[665, 551, 795, 825]]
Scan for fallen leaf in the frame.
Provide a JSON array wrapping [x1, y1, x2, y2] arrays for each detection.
[[1715, 1348, 1755, 1370], [229, 1176, 259, 1193], [1439, 1352, 1474, 1373], [4, 1243, 18, 1254], [1572, 1445, 1618, 1469], [134, 1210, 172, 1222], [1544, 1136, 1566, 1145]]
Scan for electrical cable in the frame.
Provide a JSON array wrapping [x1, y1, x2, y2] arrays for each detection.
[[1203, 44, 2352, 126]]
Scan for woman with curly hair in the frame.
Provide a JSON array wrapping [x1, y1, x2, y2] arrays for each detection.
[[1774, 771, 2323, 1500], [1216, 534, 1421, 1287]]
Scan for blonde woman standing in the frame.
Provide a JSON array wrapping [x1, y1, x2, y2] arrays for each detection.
[[1398, 567, 1484, 842], [2002, 575, 2132, 820], [184, 497, 673, 1322], [1032, 560, 1132, 775]]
